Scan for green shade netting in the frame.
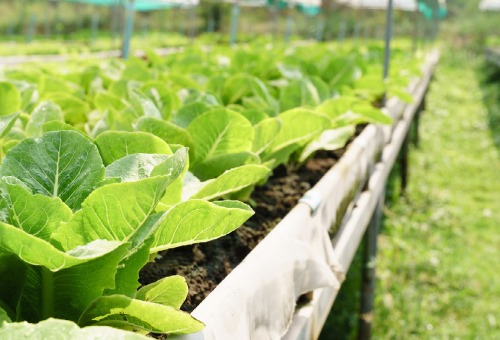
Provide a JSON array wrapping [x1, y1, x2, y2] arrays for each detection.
[[418, 1, 447, 19], [296, 4, 321, 16], [65, 0, 195, 11]]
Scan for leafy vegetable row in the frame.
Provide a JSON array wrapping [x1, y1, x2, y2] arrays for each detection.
[[0, 41, 422, 336]]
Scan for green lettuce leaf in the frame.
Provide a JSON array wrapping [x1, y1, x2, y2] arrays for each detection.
[[136, 275, 188, 309], [299, 126, 355, 162], [279, 78, 323, 112], [25, 102, 64, 137], [262, 109, 330, 163], [0, 318, 149, 339], [135, 116, 194, 159], [79, 295, 204, 334], [0, 82, 21, 116], [52, 176, 171, 251], [151, 199, 253, 252], [43, 94, 91, 125], [252, 117, 281, 155], [105, 154, 171, 183], [1, 177, 72, 241], [0, 222, 129, 321], [0, 131, 105, 210], [187, 164, 270, 201], [0, 113, 20, 139], [187, 108, 254, 180], [95, 131, 173, 166], [0, 305, 10, 323]]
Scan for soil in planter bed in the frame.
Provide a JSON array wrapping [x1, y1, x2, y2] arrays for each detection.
[[139, 129, 363, 313]]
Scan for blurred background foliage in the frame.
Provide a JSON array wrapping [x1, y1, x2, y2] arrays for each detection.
[[1, 0, 496, 53]]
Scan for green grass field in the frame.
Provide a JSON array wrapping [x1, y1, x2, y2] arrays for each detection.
[[373, 52, 500, 338], [321, 51, 500, 339]]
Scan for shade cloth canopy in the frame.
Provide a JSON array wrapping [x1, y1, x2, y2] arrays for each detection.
[[66, 0, 198, 11], [479, 0, 500, 11], [335, 0, 418, 12]]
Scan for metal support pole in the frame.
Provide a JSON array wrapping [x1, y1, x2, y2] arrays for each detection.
[[353, 22, 360, 44], [383, 0, 394, 80], [363, 25, 370, 45], [377, 27, 383, 41], [110, 5, 116, 39], [44, 0, 51, 37], [338, 20, 346, 44], [207, 18, 215, 33], [316, 18, 325, 42], [141, 16, 149, 35], [358, 192, 384, 340], [357, 4, 394, 338], [188, 6, 196, 39], [122, 0, 136, 59], [269, 6, 278, 42], [53, 0, 61, 36], [76, 3, 83, 32], [412, 7, 419, 53], [382, 0, 394, 105], [412, 93, 426, 147], [285, 7, 293, 44], [7, 21, 14, 36], [400, 133, 410, 193], [229, 3, 240, 46], [26, 14, 36, 43], [91, 13, 100, 44], [18, 0, 27, 35], [159, 9, 167, 32]]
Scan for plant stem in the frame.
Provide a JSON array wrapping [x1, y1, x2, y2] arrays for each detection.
[[41, 266, 54, 319]]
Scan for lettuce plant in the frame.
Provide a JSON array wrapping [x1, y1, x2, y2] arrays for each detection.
[[0, 130, 254, 335]]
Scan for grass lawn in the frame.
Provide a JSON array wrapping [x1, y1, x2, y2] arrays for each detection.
[[321, 51, 500, 339], [372, 51, 500, 338]]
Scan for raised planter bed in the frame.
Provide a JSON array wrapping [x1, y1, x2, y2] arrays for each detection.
[[0, 41, 438, 339], [174, 51, 440, 340]]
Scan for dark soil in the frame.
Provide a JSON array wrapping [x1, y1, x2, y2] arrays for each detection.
[[140, 129, 363, 312]]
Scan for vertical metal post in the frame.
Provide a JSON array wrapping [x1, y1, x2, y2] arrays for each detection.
[[110, 5, 116, 39], [412, 94, 426, 147], [412, 108, 421, 147], [122, 0, 136, 59], [141, 16, 149, 35], [383, 0, 394, 81], [181, 10, 186, 35], [170, 8, 176, 33], [434, 1, 441, 40], [44, 0, 51, 37], [18, 0, 27, 35], [357, 3, 394, 339], [338, 20, 346, 44], [412, 6, 419, 53], [400, 133, 410, 193], [378, 27, 384, 41], [7, 21, 14, 36], [188, 5, 197, 40], [207, 17, 215, 33], [229, 2, 240, 46], [112, 2, 125, 42], [363, 24, 370, 45], [91, 13, 99, 44], [53, 0, 61, 36], [353, 22, 360, 44], [26, 14, 36, 43], [160, 9, 167, 33], [358, 192, 384, 340], [76, 3, 83, 32], [316, 18, 325, 42], [284, 6, 293, 44]]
